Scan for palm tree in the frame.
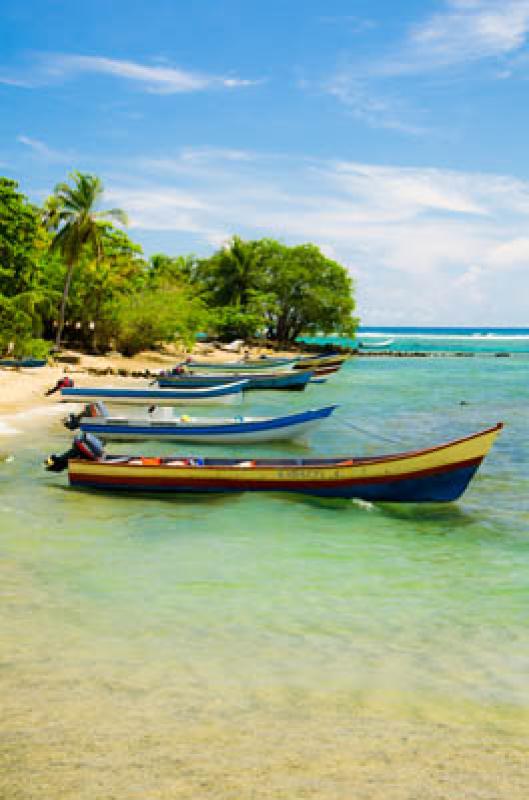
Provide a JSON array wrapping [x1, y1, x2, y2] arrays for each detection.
[[47, 171, 127, 348], [210, 235, 259, 307]]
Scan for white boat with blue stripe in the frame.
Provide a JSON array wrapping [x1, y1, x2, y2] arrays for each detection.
[[60, 380, 248, 406], [65, 403, 338, 443]]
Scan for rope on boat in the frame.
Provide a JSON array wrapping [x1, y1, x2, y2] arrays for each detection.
[[337, 419, 408, 446]]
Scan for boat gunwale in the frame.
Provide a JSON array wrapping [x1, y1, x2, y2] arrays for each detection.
[[80, 404, 339, 430], [159, 369, 314, 380], [68, 423, 503, 472], [69, 455, 484, 488], [61, 379, 250, 398]]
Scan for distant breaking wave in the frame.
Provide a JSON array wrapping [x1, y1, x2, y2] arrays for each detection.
[[299, 326, 529, 353], [358, 332, 529, 341]]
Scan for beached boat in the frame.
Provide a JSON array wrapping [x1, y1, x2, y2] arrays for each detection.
[[183, 363, 338, 377], [0, 358, 47, 368], [183, 358, 295, 371], [158, 370, 313, 391], [240, 356, 299, 368], [46, 423, 502, 502], [65, 403, 338, 443], [60, 381, 248, 406], [293, 354, 349, 369]]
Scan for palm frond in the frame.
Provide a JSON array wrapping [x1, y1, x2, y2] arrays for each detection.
[[93, 208, 128, 225]]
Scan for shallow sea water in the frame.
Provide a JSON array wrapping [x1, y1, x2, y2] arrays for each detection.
[[1, 357, 528, 798]]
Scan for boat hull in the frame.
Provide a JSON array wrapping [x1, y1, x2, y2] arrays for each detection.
[[238, 357, 298, 368], [0, 358, 47, 368], [66, 424, 502, 502], [158, 370, 313, 391], [293, 354, 349, 369], [78, 406, 337, 443], [61, 381, 247, 406], [184, 359, 294, 371]]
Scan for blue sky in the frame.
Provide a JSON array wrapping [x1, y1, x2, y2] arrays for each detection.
[[2, 0, 529, 325]]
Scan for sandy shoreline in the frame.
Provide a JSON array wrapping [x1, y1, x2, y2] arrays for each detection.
[[0, 345, 299, 435]]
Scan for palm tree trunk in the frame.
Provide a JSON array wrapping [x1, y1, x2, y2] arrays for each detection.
[[55, 260, 75, 349]]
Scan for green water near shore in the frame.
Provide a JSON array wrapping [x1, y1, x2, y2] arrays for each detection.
[[1, 357, 528, 797]]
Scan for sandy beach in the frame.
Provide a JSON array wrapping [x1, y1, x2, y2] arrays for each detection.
[[0, 344, 295, 421]]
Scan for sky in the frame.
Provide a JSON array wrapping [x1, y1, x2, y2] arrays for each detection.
[[1, 0, 529, 326]]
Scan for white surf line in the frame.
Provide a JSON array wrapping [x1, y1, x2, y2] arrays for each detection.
[[0, 419, 20, 436], [0, 403, 68, 436]]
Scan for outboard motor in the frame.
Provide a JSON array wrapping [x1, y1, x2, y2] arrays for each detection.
[[64, 411, 83, 431], [45, 432, 105, 473], [63, 401, 107, 431], [45, 375, 74, 396]]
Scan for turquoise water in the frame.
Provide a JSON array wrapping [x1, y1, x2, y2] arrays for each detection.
[[1, 357, 529, 797], [301, 326, 529, 354]]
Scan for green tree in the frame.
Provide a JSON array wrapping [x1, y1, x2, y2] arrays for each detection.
[[261, 243, 357, 343], [46, 171, 128, 348], [208, 304, 267, 342], [113, 286, 208, 356], [149, 253, 196, 286], [194, 235, 261, 308], [0, 177, 42, 298], [0, 295, 35, 357], [195, 236, 357, 344], [0, 177, 59, 341], [66, 227, 146, 351]]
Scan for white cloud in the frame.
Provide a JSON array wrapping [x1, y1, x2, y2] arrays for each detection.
[[105, 186, 207, 230], [488, 237, 529, 269], [1, 54, 259, 94], [318, 1, 529, 131], [454, 264, 486, 306], [406, 0, 529, 70], [369, 0, 529, 78], [17, 135, 72, 163], [323, 74, 426, 135], [101, 148, 529, 324], [0, 75, 34, 88], [326, 162, 488, 216], [139, 148, 257, 180]]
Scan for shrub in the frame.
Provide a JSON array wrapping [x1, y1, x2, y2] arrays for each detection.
[[0, 295, 33, 356], [112, 287, 208, 356]]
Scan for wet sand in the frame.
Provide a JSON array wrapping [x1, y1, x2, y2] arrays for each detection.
[[1, 563, 527, 799]]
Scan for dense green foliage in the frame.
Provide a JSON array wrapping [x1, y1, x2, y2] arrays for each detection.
[[0, 174, 357, 356], [47, 172, 128, 347], [0, 178, 56, 355], [195, 236, 357, 342]]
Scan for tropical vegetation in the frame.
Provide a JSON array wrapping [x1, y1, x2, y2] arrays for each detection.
[[0, 173, 357, 357]]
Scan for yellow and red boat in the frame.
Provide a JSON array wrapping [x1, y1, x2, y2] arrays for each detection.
[[46, 424, 502, 502]]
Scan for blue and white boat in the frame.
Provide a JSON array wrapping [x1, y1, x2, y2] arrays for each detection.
[[65, 403, 338, 443], [158, 370, 313, 391], [0, 357, 47, 368], [60, 381, 248, 406]]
